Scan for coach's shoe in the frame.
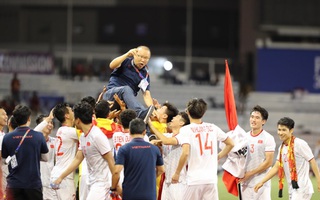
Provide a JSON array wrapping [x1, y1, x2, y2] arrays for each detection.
[[142, 105, 154, 124]]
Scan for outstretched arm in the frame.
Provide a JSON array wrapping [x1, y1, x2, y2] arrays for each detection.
[[142, 90, 153, 107], [96, 85, 107, 103], [148, 120, 178, 145]]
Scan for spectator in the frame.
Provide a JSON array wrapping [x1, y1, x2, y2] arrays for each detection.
[[29, 91, 41, 115], [11, 73, 21, 104]]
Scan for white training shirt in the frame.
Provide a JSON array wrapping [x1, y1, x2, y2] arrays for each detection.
[[175, 122, 227, 185], [51, 126, 78, 179], [41, 136, 56, 187], [79, 125, 112, 186], [276, 138, 314, 194], [243, 130, 276, 187]]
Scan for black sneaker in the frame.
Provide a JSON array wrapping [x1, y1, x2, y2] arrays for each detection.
[[143, 105, 155, 124]]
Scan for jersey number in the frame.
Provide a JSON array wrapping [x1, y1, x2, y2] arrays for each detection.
[[56, 136, 64, 156], [195, 133, 213, 156], [250, 144, 254, 153]]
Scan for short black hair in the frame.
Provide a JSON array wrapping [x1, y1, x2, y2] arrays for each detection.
[[186, 98, 207, 119], [36, 114, 46, 125], [12, 105, 31, 126], [163, 102, 179, 123], [250, 105, 268, 120], [73, 102, 93, 124], [277, 117, 295, 130], [53, 103, 70, 123], [8, 115, 18, 130], [95, 100, 110, 118], [179, 111, 190, 126], [119, 109, 137, 129], [81, 96, 96, 109], [129, 118, 146, 135]]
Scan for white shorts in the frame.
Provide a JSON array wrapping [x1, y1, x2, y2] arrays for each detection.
[[79, 174, 89, 200], [161, 182, 187, 200], [56, 178, 76, 200], [43, 186, 59, 200], [241, 184, 271, 200], [87, 182, 110, 200], [289, 189, 313, 200], [183, 184, 218, 200]]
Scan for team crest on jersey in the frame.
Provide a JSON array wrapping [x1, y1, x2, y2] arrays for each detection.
[[87, 142, 91, 146], [50, 144, 54, 148], [258, 140, 263, 144]]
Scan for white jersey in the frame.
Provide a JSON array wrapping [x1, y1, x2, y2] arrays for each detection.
[[243, 130, 275, 187], [41, 136, 56, 187], [162, 133, 187, 184], [0, 130, 5, 151], [175, 122, 227, 185], [112, 131, 131, 156], [112, 131, 149, 155], [79, 125, 112, 186], [51, 126, 78, 179], [276, 138, 314, 194]]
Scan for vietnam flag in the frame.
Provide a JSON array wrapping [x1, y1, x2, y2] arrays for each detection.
[[224, 59, 238, 130], [223, 59, 240, 197]]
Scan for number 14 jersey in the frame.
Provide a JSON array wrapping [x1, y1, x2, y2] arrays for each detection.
[[175, 122, 228, 185]]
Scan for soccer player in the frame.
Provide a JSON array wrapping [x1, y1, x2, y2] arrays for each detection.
[[95, 100, 122, 147], [52, 102, 115, 200], [239, 105, 276, 200], [254, 117, 320, 199], [150, 111, 190, 200], [35, 114, 58, 200], [150, 101, 179, 134], [150, 98, 234, 200], [50, 103, 78, 200]]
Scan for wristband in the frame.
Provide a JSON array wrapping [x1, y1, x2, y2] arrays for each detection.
[[110, 187, 116, 192]]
